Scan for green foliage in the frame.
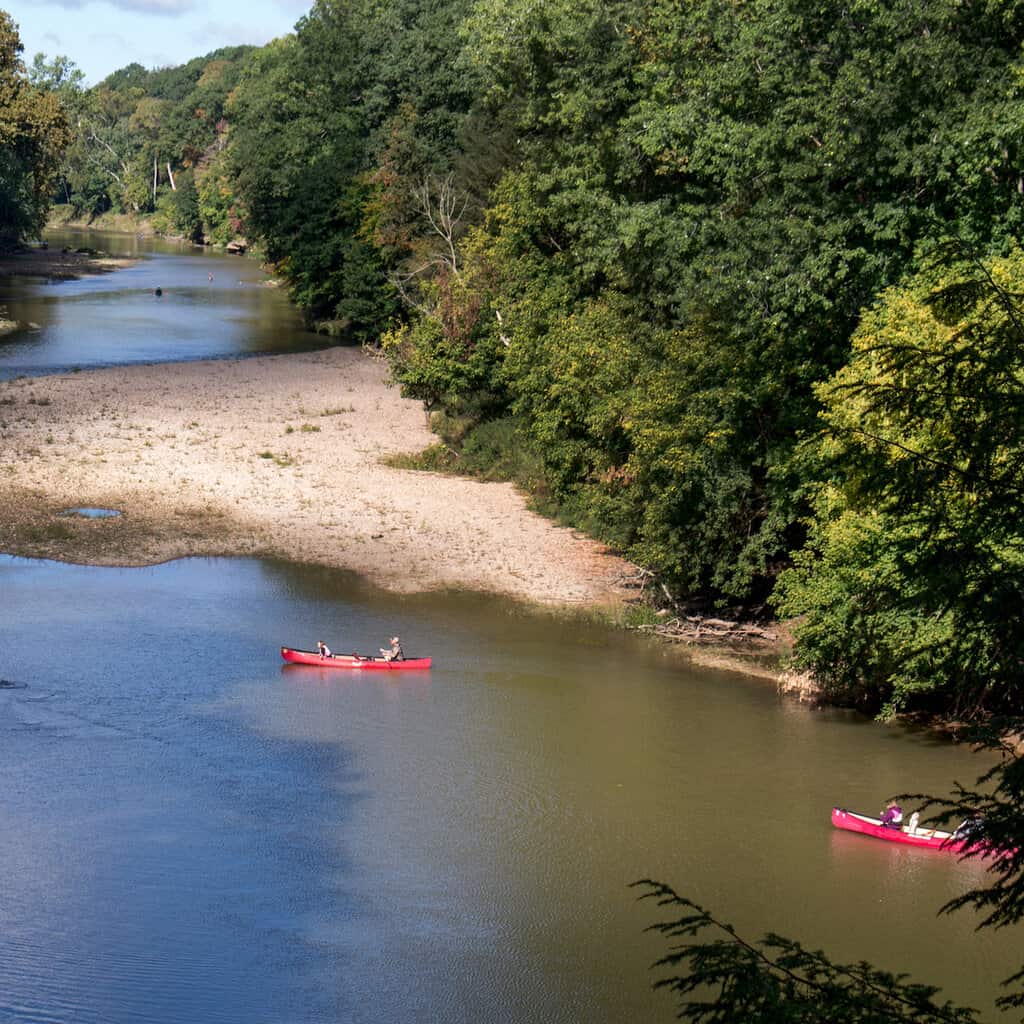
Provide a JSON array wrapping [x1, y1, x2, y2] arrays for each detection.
[[459, 416, 544, 483], [226, 0, 479, 333], [448, 0, 1024, 604], [39, 46, 253, 228], [194, 144, 242, 246], [0, 14, 71, 243], [27, 53, 84, 99], [165, 170, 202, 241], [775, 245, 1024, 717], [224, 16, 395, 336], [382, 260, 506, 412], [384, 442, 460, 474]]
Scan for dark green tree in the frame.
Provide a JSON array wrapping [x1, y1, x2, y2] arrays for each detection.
[[0, 13, 70, 244], [437, 0, 1024, 603], [225, 10, 395, 336]]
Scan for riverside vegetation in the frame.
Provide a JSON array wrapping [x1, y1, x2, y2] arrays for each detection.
[[16, 0, 1023, 723], [4, 2, 1024, 1016]]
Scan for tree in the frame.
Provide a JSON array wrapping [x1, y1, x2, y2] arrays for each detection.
[[225, 16, 396, 335], [26, 53, 85, 205], [27, 53, 84, 98], [774, 244, 1024, 718], [0, 14, 71, 244], [445, 0, 1024, 605]]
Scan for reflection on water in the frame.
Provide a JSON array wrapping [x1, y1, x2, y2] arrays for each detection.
[[58, 507, 122, 518], [0, 555, 1020, 1022], [0, 229, 330, 379]]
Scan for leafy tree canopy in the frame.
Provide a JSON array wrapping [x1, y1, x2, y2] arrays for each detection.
[[0, 12, 70, 244], [775, 244, 1024, 718]]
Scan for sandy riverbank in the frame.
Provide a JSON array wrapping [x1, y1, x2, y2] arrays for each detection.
[[0, 245, 133, 281], [0, 347, 638, 610]]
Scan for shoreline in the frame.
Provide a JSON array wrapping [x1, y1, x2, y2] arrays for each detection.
[[0, 244, 134, 281], [0, 244, 992, 738], [0, 345, 800, 687], [0, 348, 638, 611], [0, 246, 801, 689]]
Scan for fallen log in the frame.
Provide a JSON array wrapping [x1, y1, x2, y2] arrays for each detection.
[[635, 617, 779, 646]]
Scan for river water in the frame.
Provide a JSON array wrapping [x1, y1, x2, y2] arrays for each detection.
[[0, 229, 325, 380], [0, 234, 1020, 1022]]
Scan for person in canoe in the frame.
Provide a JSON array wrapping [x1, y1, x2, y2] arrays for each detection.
[[380, 636, 404, 661], [317, 640, 332, 659], [880, 800, 904, 829]]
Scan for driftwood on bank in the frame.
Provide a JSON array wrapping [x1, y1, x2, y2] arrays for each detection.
[[618, 568, 780, 646], [635, 616, 780, 646]]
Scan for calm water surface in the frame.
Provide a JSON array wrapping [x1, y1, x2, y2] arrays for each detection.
[[0, 234, 1019, 1021], [0, 228, 327, 379], [1, 556, 1019, 1023]]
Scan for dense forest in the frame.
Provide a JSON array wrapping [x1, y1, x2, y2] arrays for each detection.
[[7, 0, 1024, 722]]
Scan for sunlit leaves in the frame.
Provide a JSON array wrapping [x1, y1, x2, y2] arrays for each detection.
[[776, 246, 1024, 716]]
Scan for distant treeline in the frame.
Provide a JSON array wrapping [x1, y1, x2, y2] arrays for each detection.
[[10, 0, 1024, 719]]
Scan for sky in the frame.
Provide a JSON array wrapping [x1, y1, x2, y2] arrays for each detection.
[[6, 0, 312, 86]]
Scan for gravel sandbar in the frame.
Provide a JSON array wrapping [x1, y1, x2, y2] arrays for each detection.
[[0, 349, 635, 610]]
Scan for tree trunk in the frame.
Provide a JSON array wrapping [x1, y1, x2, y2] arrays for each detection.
[[166, 162, 176, 191]]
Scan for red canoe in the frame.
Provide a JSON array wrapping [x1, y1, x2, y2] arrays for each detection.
[[281, 646, 432, 670], [831, 807, 969, 852]]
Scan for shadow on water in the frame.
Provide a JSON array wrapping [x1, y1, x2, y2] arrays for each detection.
[[0, 555, 368, 1023]]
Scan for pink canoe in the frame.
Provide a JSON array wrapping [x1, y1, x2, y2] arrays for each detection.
[[281, 646, 432, 670], [831, 807, 969, 852]]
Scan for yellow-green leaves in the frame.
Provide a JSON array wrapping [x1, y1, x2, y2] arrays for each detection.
[[778, 245, 1024, 717]]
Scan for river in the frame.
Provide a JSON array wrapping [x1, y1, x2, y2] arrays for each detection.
[[0, 229, 326, 380], [0, 233, 1019, 1022]]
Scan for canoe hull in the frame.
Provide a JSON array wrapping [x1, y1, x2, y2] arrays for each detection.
[[831, 807, 964, 852], [281, 647, 431, 670]]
